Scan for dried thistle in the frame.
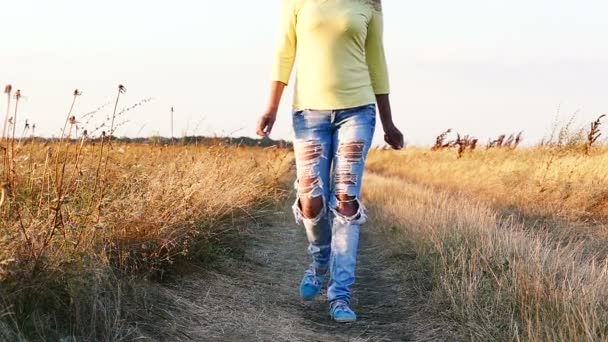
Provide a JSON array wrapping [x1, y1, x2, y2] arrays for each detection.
[[61, 89, 82, 141], [18, 119, 30, 144], [109, 84, 127, 145], [455, 134, 478, 158], [488, 134, 506, 149], [514, 131, 523, 148], [432, 129, 452, 151], [68, 115, 80, 138], [470, 138, 479, 151], [2, 84, 12, 141], [456, 134, 465, 158], [10, 90, 21, 142], [496, 134, 505, 147], [5, 90, 22, 187], [488, 132, 522, 149], [586, 114, 606, 155]]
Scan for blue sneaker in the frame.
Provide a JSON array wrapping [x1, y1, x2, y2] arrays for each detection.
[[329, 300, 357, 323], [300, 268, 326, 301]]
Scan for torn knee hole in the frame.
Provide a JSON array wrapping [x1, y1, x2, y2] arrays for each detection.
[[331, 193, 368, 224], [298, 195, 325, 219], [335, 195, 360, 218]]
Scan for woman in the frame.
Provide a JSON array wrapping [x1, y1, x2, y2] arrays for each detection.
[[256, 0, 403, 323]]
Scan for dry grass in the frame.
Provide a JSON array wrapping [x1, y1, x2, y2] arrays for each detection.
[[0, 84, 291, 339], [363, 172, 608, 341], [367, 147, 608, 221], [0, 141, 291, 340], [365, 134, 608, 340]]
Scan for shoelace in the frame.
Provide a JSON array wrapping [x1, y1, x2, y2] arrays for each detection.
[[305, 268, 326, 287], [331, 300, 350, 313], [305, 270, 322, 287]]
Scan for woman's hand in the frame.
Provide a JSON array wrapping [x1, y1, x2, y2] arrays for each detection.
[[383, 123, 404, 150], [256, 108, 278, 137], [257, 82, 287, 138], [375, 94, 404, 150]]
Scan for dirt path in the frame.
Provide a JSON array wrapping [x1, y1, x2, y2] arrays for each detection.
[[139, 198, 430, 341]]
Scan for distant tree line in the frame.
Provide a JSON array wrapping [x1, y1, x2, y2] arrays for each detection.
[[19, 135, 292, 148]]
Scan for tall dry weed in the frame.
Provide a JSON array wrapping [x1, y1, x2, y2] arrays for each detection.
[[586, 114, 606, 155]]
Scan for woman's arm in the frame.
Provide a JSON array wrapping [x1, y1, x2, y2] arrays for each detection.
[[376, 94, 404, 149], [366, 4, 404, 149], [257, 81, 286, 137], [257, 0, 297, 138]]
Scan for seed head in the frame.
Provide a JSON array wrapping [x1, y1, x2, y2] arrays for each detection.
[[118, 84, 127, 94], [4, 85, 12, 94]]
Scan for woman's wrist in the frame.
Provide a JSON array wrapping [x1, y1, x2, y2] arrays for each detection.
[[381, 120, 396, 132], [265, 81, 286, 116], [265, 105, 279, 114], [375, 94, 394, 130]]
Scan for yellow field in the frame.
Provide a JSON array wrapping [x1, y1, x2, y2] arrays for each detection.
[[0, 141, 291, 340], [367, 147, 608, 221], [364, 147, 608, 341], [2, 136, 608, 340]]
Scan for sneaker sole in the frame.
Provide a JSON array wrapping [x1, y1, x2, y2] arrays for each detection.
[[332, 315, 357, 323], [300, 286, 322, 301]]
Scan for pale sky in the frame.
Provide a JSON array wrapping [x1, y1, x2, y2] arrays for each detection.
[[1, 0, 607, 146]]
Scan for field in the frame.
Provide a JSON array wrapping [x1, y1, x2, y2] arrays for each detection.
[[365, 147, 608, 341], [1, 85, 607, 340], [2, 141, 607, 341], [0, 140, 291, 340]]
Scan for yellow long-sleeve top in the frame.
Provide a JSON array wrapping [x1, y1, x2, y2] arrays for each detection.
[[272, 0, 390, 110]]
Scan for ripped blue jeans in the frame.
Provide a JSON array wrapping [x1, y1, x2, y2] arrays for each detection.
[[292, 103, 376, 304]]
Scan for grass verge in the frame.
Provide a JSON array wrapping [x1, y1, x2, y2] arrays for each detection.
[[0, 143, 291, 340], [363, 172, 608, 341]]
